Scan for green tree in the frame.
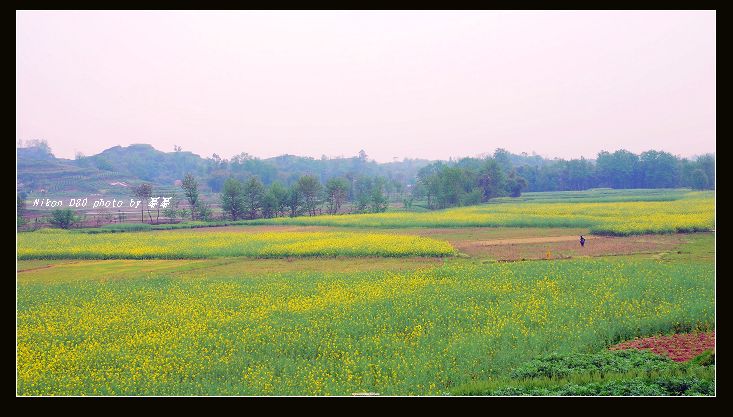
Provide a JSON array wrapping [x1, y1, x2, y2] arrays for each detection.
[[49, 208, 79, 229], [242, 176, 266, 219], [596, 150, 640, 189], [369, 183, 389, 213], [353, 176, 374, 213], [564, 158, 595, 190], [460, 189, 483, 206], [181, 173, 199, 220], [220, 178, 245, 220], [325, 177, 349, 214], [297, 175, 323, 216], [416, 164, 442, 209], [639, 150, 679, 188], [94, 157, 114, 171], [267, 182, 289, 217], [261, 192, 277, 218], [436, 166, 466, 208], [691, 169, 709, 190], [506, 170, 529, 197], [195, 200, 213, 221], [477, 158, 506, 201], [286, 184, 302, 217], [162, 195, 181, 222], [696, 154, 715, 189], [493, 148, 513, 171]]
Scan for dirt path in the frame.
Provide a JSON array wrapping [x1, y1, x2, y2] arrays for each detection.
[[474, 235, 582, 246]]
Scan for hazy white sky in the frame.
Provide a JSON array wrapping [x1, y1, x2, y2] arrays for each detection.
[[16, 10, 715, 162]]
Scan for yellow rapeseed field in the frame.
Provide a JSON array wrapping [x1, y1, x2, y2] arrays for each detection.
[[16, 259, 714, 395], [245, 191, 714, 235], [17, 230, 457, 259]]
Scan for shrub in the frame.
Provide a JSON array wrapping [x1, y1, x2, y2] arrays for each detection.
[[49, 209, 80, 229]]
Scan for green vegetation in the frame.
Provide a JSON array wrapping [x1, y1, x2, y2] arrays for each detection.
[[15, 183, 716, 396], [451, 371, 714, 396], [240, 190, 713, 236], [49, 208, 81, 229], [18, 143, 714, 219], [510, 350, 681, 379], [451, 350, 714, 396], [17, 257, 713, 395]]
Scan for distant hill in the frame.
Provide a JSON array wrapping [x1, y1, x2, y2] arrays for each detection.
[[17, 145, 143, 197], [17, 142, 713, 198], [17, 143, 433, 196]]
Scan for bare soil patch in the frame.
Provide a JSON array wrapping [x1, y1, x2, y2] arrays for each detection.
[[453, 234, 687, 260]]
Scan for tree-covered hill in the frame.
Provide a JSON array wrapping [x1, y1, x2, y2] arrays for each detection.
[[17, 140, 714, 202]]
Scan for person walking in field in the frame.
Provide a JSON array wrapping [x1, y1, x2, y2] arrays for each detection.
[[579, 235, 586, 247]]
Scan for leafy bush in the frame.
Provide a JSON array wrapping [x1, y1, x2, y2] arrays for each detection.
[[49, 209, 80, 229], [451, 350, 714, 396], [689, 350, 715, 367], [480, 377, 713, 396], [510, 350, 675, 379]]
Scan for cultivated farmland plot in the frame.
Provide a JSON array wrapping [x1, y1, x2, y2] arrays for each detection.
[[16, 189, 716, 396]]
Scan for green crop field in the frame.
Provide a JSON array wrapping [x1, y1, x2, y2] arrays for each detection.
[[17, 256, 714, 395], [16, 189, 716, 396], [241, 190, 714, 236]]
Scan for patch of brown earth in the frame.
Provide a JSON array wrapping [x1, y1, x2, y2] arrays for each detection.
[[453, 234, 687, 260]]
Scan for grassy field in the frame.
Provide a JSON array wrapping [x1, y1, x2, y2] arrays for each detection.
[[239, 190, 714, 236], [16, 189, 716, 396]]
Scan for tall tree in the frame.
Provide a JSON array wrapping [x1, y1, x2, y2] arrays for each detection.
[[261, 192, 277, 218], [325, 177, 349, 215], [639, 150, 679, 188], [477, 158, 506, 201], [696, 154, 715, 189], [181, 173, 199, 220], [286, 183, 302, 217], [691, 169, 709, 190], [297, 175, 323, 216], [493, 148, 513, 171], [506, 170, 529, 197], [267, 182, 289, 217], [369, 180, 389, 213], [220, 177, 245, 220], [417, 163, 443, 209], [242, 176, 266, 219], [596, 150, 640, 189], [436, 166, 466, 208]]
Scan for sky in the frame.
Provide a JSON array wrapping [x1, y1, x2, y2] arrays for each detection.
[[16, 10, 715, 163]]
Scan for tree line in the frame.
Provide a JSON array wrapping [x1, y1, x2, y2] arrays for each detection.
[[217, 174, 390, 220], [409, 149, 714, 210], [22, 142, 715, 197], [511, 149, 715, 192], [412, 157, 528, 210], [75, 145, 714, 195], [17, 142, 716, 229]]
